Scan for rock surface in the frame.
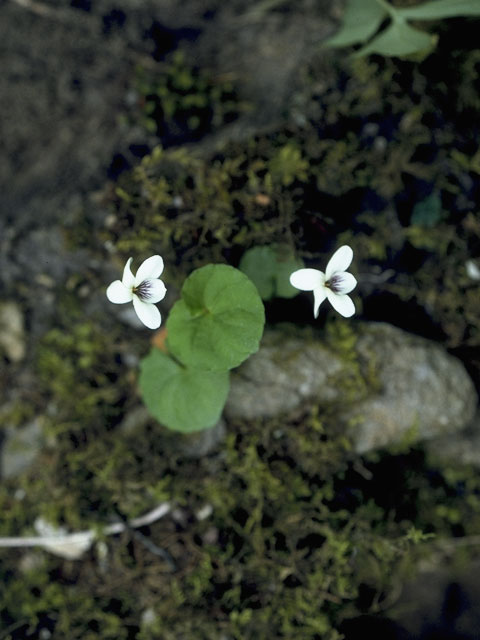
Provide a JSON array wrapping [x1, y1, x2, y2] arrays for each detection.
[[225, 323, 478, 454], [352, 323, 477, 453], [0, 302, 26, 362], [225, 328, 344, 421], [176, 419, 227, 459], [426, 412, 480, 466], [390, 558, 480, 639], [1, 418, 45, 479]]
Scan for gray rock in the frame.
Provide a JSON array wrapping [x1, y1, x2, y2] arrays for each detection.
[[0, 302, 26, 362], [1, 417, 45, 479], [176, 419, 227, 459], [426, 411, 480, 466], [225, 328, 344, 421], [391, 558, 480, 638], [351, 323, 477, 453], [225, 323, 477, 454], [118, 406, 152, 435]]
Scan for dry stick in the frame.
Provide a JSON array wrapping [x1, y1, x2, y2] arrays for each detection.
[[0, 502, 171, 549], [112, 505, 177, 570]]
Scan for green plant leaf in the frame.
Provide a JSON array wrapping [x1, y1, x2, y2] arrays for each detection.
[[167, 264, 265, 371], [139, 348, 230, 432], [323, 0, 387, 48], [398, 0, 480, 20], [239, 245, 304, 300], [354, 19, 436, 57]]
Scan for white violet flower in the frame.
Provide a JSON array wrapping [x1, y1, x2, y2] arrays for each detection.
[[106, 255, 166, 329], [289, 245, 357, 318]]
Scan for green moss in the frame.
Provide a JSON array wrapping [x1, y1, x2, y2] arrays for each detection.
[[268, 143, 309, 187], [3, 396, 480, 638], [324, 319, 377, 412], [1, 560, 135, 640], [100, 52, 457, 276], [0, 401, 36, 430], [0, 338, 435, 638], [134, 50, 245, 139], [36, 322, 123, 434]]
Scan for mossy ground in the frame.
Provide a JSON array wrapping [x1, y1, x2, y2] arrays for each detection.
[[2, 14, 480, 640]]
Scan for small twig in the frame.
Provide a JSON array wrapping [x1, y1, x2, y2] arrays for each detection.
[[124, 503, 171, 529], [112, 505, 177, 571], [0, 502, 171, 550], [353, 460, 373, 481], [0, 530, 95, 549], [131, 529, 177, 571]]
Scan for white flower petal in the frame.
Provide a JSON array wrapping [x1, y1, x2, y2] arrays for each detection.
[[122, 258, 135, 289], [326, 290, 355, 318], [290, 268, 324, 292], [333, 271, 357, 294], [313, 287, 327, 318], [106, 280, 134, 304], [325, 246, 353, 280], [466, 260, 480, 281], [135, 255, 164, 285], [140, 279, 167, 303], [133, 296, 161, 329]]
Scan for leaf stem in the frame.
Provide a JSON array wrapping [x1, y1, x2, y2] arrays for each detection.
[[191, 306, 210, 319], [375, 0, 397, 19]]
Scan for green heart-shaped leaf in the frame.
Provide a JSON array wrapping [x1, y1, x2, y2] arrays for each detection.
[[354, 19, 436, 58], [166, 264, 265, 371], [324, 0, 387, 48], [239, 245, 304, 300], [139, 348, 230, 432]]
